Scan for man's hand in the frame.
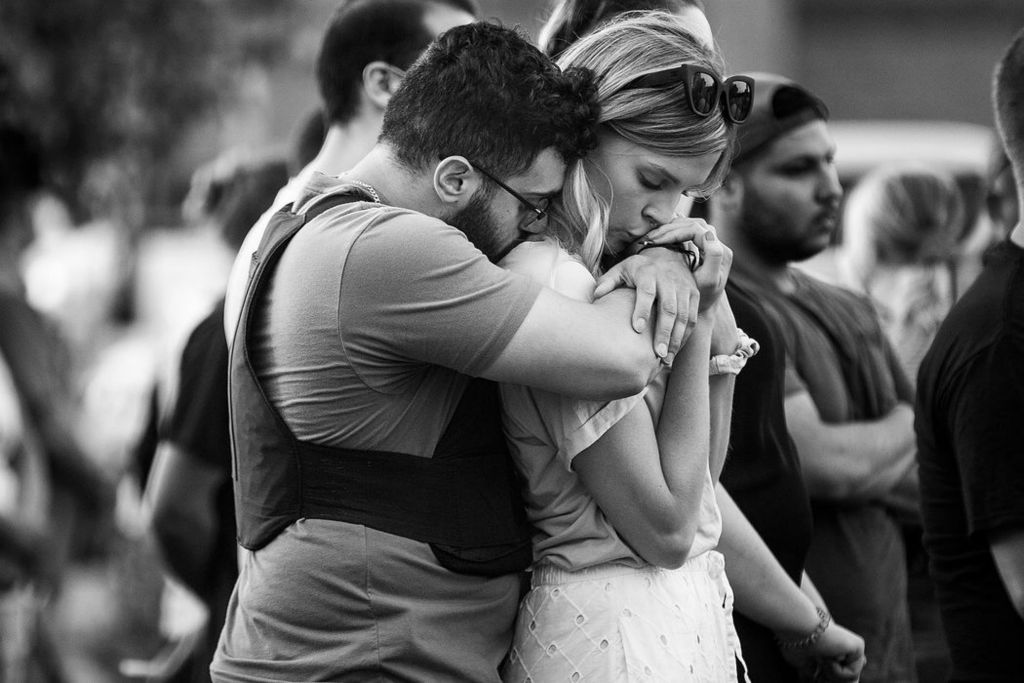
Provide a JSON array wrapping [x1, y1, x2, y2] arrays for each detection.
[[594, 247, 698, 363], [594, 217, 730, 362]]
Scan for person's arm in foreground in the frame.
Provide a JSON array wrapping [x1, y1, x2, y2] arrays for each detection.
[[573, 311, 713, 567], [486, 225, 713, 400], [715, 485, 867, 681], [571, 229, 727, 567], [785, 393, 917, 502]]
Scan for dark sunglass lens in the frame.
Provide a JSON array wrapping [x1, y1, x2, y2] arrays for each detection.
[[726, 80, 754, 123], [689, 70, 717, 116]]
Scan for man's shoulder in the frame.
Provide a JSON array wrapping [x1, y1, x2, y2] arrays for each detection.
[[921, 262, 1018, 380], [789, 268, 873, 310]]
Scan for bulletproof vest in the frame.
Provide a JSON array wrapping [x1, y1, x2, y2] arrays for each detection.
[[228, 189, 533, 576]]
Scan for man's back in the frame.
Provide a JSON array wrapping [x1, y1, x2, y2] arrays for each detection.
[[213, 176, 539, 682], [916, 239, 1024, 681]]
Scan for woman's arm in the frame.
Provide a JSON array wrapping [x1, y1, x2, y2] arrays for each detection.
[[708, 294, 739, 482], [716, 485, 866, 681], [573, 315, 715, 569]]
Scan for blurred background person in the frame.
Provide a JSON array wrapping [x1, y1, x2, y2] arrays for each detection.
[[144, 2, 478, 680], [837, 164, 966, 382], [957, 138, 1022, 293], [983, 142, 1021, 242], [143, 151, 288, 683], [287, 108, 328, 179], [223, 0, 478, 339], [539, 0, 712, 57], [0, 121, 116, 682], [706, 73, 920, 683], [915, 25, 1024, 682]]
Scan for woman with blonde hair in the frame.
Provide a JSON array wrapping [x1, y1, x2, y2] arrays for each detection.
[[496, 11, 864, 682], [838, 163, 966, 381]]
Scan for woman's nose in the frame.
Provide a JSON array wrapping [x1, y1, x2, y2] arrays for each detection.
[[642, 201, 675, 230]]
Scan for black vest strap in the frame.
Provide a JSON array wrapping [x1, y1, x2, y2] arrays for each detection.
[[229, 188, 532, 575]]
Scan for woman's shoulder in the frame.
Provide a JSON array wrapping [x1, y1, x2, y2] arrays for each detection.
[[501, 238, 595, 301]]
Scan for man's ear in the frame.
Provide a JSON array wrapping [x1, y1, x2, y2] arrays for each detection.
[[362, 61, 403, 110], [433, 156, 483, 207]]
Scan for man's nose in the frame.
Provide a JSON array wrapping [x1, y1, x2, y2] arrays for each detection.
[[817, 166, 843, 204]]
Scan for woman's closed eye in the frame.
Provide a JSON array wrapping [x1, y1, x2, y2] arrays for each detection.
[[640, 175, 666, 191]]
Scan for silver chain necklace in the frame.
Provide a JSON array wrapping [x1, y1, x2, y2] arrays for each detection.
[[344, 178, 381, 204]]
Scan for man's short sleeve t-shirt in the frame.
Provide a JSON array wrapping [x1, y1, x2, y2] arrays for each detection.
[[916, 240, 1024, 680], [251, 174, 541, 455]]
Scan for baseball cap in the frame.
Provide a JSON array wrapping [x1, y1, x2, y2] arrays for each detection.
[[732, 73, 830, 166]]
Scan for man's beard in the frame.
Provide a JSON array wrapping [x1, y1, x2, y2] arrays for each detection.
[[738, 192, 831, 266], [448, 189, 514, 263]]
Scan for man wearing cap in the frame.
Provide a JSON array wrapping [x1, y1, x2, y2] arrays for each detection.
[[706, 73, 919, 683]]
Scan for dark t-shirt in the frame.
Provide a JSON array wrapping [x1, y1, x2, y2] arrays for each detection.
[[162, 299, 236, 683], [732, 267, 916, 683], [916, 240, 1024, 681], [722, 280, 813, 682]]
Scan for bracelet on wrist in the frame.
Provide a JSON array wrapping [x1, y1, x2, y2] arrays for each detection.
[[634, 239, 702, 271], [709, 327, 760, 376], [775, 606, 831, 650]]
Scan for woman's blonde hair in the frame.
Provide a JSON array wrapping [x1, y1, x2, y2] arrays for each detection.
[[546, 11, 735, 273], [841, 163, 966, 286]]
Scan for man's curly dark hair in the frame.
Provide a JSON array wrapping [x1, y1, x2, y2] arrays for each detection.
[[380, 21, 600, 179]]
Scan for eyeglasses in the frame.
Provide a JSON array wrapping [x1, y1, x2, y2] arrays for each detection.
[[620, 64, 754, 124], [466, 159, 549, 225]]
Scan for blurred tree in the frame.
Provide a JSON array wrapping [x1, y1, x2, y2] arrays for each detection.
[[0, 0, 293, 227]]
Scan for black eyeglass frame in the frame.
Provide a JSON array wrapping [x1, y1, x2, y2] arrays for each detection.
[[464, 158, 549, 225], [620, 64, 755, 124]]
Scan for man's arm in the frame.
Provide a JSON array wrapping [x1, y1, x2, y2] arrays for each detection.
[[990, 527, 1024, 620], [146, 442, 226, 596], [785, 391, 917, 502], [482, 287, 659, 399], [486, 230, 730, 400]]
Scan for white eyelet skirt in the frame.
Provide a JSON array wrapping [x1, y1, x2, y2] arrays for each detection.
[[502, 551, 748, 683]]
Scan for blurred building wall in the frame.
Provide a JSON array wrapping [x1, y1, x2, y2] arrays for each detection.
[[793, 0, 1024, 125], [182, 0, 1024, 176]]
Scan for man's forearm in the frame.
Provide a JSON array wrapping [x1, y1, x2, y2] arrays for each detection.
[[484, 287, 659, 400], [787, 395, 917, 501]]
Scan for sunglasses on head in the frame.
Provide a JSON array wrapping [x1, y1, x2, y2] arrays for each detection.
[[620, 64, 755, 124]]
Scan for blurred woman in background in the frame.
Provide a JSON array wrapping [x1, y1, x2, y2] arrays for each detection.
[[838, 164, 966, 382]]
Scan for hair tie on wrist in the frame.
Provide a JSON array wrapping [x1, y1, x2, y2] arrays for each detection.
[[634, 240, 701, 271], [709, 327, 759, 376]]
